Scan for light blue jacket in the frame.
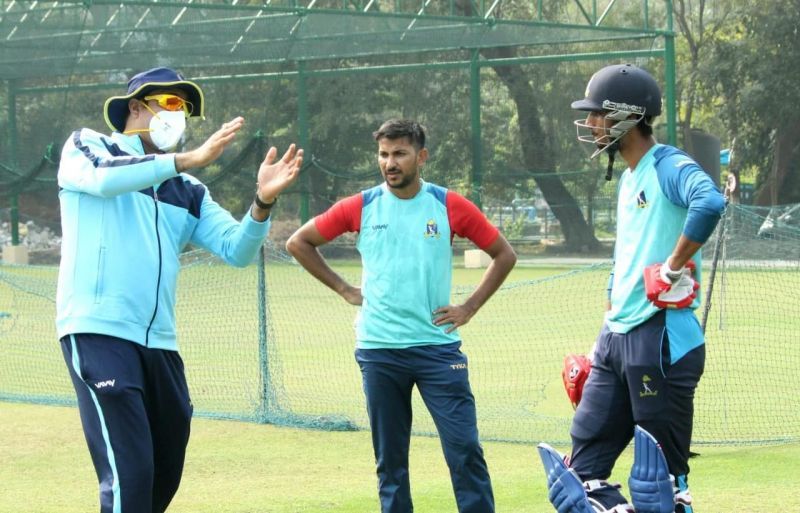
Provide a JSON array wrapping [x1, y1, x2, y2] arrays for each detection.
[[56, 129, 270, 351]]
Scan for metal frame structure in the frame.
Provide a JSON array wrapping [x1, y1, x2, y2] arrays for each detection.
[[2, 0, 677, 240]]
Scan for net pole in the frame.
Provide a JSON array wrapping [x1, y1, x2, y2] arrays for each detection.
[[469, 49, 483, 210], [297, 62, 310, 223], [701, 178, 733, 333], [257, 244, 270, 422], [664, 1, 678, 147], [7, 81, 20, 245]]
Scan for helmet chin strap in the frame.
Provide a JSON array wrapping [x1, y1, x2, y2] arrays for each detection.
[[605, 141, 619, 181]]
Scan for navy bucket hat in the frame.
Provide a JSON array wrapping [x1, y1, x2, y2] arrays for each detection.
[[103, 67, 204, 132]]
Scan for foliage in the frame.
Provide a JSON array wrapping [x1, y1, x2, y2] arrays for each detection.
[[4, 0, 800, 234], [674, 0, 800, 204]]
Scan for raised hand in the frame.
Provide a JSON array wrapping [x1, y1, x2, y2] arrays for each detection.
[[176, 117, 244, 171], [256, 144, 304, 204]]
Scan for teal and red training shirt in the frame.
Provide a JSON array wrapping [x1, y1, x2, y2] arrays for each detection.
[[314, 181, 499, 349]]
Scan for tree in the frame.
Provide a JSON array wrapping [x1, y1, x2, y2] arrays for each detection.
[[672, 0, 737, 155], [740, 1, 800, 205], [450, 0, 605, 251], [481, 48, 600, 251], [699, 0, 800, 204]]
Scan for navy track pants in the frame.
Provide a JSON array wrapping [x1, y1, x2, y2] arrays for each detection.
[[569, 310, 704, 508], [355, 342, 494, 513], [61, 333, 192, 513]]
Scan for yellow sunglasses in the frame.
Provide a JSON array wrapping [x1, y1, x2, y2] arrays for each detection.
[[143, 94, 193, 116]]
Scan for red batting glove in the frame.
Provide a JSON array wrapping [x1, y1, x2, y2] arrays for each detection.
[[643, 261, 699, 309]]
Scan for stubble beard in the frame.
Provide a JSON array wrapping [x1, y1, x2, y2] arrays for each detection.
[[386, 174, 416, 190], [384, 167, 418, 190]]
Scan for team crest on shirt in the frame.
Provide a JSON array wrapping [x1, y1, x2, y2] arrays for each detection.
[[424, 219, 440, 238], [636, 190, 648, 208]]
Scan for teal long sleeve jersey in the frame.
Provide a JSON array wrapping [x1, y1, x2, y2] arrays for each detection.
[[607, 144, 726, 363], [56, 129, 271, 351]]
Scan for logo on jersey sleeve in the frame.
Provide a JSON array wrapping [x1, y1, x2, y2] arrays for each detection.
[[424, 219, 440, 238]]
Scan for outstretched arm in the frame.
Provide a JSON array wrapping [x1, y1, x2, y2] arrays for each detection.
[[433, 234, 516, 333], [286, 221, 362, 306]]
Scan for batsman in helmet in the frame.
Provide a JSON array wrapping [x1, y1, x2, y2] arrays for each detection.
[[537, 64, 726, 513]]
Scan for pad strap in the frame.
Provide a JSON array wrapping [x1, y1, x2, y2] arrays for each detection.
[[583, 480, 621, 493], [587, 498, 635, 513], [605, 506, 635, 513], [675, 474, 694, 512]]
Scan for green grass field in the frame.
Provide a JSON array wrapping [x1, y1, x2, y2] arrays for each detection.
[[1, 401, 798, 513], [1, 257, 799, 511]]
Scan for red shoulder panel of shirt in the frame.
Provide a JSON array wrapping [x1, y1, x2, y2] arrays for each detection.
[[313, 188, 499, 250], [314, 193, 363, 241], [446, 190, 500, 250]]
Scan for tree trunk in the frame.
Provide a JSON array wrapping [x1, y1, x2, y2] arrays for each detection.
[[482, 47, 600, 251], [756, 118, 800, 206]]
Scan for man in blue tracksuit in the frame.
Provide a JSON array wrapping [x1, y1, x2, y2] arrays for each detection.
[[537, 64, 726, 513], [286, 119, 517, 513], [56, 67, 303, 513]]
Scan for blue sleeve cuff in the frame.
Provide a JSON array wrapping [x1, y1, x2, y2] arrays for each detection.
[[241, 209, 272, 238], [153, 154, 178, 182]]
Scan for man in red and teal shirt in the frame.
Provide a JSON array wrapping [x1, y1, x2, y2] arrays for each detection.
[[287, 119, 517, 513]]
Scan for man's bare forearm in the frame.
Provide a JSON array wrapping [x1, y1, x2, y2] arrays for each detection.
[[286, 237, 350, 296]]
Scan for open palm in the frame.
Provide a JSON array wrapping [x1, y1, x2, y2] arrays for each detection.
[[256, 144, 303, 202]]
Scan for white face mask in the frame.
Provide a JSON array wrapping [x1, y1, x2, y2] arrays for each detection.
[[148, 110, 186, 152]]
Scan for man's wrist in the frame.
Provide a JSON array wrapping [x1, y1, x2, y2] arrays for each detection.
[[254, 194, 277, 210], [462, 300, 479, 317], [174, 151, 198, 173], [660, 260, 683, 283]]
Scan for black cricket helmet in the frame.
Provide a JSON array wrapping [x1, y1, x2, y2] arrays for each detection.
[[572, 63, 662, 158]]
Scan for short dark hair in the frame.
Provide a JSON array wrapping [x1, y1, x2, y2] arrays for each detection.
[[372, 119, 426, 150]]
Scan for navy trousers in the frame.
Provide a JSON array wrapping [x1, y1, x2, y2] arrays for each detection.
[[569, 311, 705, 508], [355, 342, 494, 513], [61, 333, 193, 513]]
